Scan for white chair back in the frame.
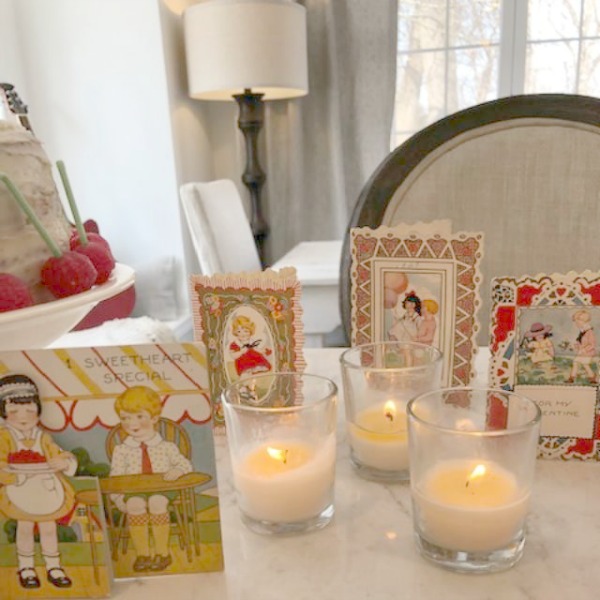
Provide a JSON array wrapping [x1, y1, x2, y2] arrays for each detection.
[[180, 180, 261, 275]]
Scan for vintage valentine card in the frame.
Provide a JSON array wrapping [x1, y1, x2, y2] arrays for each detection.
[[190, 268, 305, 426], [490, 270, 600, 460], [350, 225, 483, 386], [0, 342, 223, 585]]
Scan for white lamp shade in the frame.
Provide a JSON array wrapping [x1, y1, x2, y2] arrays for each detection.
[[184, 0, 308, 101]]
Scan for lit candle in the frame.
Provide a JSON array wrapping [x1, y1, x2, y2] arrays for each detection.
[[413, 460, 530, 553], [232, 437, 336, 523], [347, 400, 408, 472]]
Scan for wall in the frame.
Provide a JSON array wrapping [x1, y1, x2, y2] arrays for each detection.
[[0, 0, 215, 323], [157, 0, 231, 286]]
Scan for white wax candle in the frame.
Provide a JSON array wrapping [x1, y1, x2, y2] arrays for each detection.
[[347, 401, 408, 472], [413, 460, 529, 553], [233, 436, 336, 523]]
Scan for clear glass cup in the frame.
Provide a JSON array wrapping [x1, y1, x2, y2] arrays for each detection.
[[340, 341, 443, 482], [407, 387, 541, 573], [221, 372, 337, 535]]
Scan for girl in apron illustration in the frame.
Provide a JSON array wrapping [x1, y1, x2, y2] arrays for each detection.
[[0, 374, 77, 590]]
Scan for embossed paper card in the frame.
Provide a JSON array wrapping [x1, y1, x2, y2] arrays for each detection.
[[350, 225, 483, 386], [490, 270, 600, 460], [0, 342, 223, 585], [190, 268, 306, 426]]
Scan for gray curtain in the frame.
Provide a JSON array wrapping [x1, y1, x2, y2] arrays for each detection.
[[263, 0, 398, 263]]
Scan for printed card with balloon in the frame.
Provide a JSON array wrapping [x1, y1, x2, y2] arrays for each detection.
[[350, 221, 484, 386], [190, 268, 306, 427], [0, 342, 222, 598]]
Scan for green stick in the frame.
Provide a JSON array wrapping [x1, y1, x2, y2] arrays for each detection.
[[57, 160, 88, 245], [0, 172, 61, 257]]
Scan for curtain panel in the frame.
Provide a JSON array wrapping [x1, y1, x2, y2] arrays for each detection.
[[262, 0, 398, 263]]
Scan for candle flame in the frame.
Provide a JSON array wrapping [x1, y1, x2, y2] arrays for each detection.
[[266, 446, 288, 464], [384, 400, 396, 422], [465, 463, 486, 487]]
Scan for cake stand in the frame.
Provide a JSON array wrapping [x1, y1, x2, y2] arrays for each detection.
[[0, 263, 135, 350]]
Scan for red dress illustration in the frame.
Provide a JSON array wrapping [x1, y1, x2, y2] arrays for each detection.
[[230, 340, 272, 376]]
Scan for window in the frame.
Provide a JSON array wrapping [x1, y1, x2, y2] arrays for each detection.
[[393, 0, 600, 147]]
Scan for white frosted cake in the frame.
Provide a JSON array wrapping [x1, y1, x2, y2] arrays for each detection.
[[0, 121, 71, 300]]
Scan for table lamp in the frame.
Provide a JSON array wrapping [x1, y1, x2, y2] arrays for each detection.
[[183, 0, 308, 266]]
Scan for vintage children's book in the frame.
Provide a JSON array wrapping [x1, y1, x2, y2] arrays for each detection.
[[0, 341, 223, 594]]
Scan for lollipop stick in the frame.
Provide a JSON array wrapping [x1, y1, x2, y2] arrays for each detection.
[[57, 160, 88, 245], [0, 172, 61, 257]]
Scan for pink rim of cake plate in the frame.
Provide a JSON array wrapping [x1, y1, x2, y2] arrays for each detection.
[[0, 262, 135, 350]]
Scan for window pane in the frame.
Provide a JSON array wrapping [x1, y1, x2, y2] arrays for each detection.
[[582, 0, 600, 37], [449, 0, 501, 47], [447, 46, 499, 114], [524, 41, 578, 93], [394, 50, 446, 133], [398, 0, 447, 51], [579, 40, 600, 95], [527, 0, 581, 41]]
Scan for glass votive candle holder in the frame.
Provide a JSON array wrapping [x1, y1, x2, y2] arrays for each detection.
[[340, 341, 443, 482], [407, 387, 541, 573], [221, 372, 337, 535]]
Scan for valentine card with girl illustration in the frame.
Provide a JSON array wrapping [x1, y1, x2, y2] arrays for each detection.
[[190, 268, 305, 426]]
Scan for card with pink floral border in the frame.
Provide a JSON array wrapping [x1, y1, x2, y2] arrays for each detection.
[[489, 270, 600, 460], [190, 268, 306, 426], [350, 225, 483, 386]]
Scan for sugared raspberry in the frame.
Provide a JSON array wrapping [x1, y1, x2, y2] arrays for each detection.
[[41, 252, 98, 298], [74, 242, 116, 284], [83, 219, 100, 234], [69, 231, 111, 253], [0, 274, 34, 312]]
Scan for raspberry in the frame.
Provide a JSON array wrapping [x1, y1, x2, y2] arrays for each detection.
[[0, 274, 34, 312], [41, 251, 98, 298], [69, 231, 111, 253], [83, 219, 100, 234], [74, 242, 116, 284]]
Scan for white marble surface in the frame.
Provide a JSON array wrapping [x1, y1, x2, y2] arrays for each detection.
[[112, 348, 600, 599]]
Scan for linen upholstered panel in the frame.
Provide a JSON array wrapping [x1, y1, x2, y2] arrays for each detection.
[[382, 118, 600, 344]]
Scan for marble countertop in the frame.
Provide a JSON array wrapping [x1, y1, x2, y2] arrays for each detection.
[[112, 348, 600, 599]]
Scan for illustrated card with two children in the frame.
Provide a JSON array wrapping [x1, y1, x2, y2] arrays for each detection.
[[0, 342, 222, 598], [490, 270, 600, 460], [349, 222, 483, 386]]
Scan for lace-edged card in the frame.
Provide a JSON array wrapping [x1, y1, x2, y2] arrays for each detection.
[[190, 268, 306, 427], [350, 224, 484, 386], [490, 269, 600, 460]]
